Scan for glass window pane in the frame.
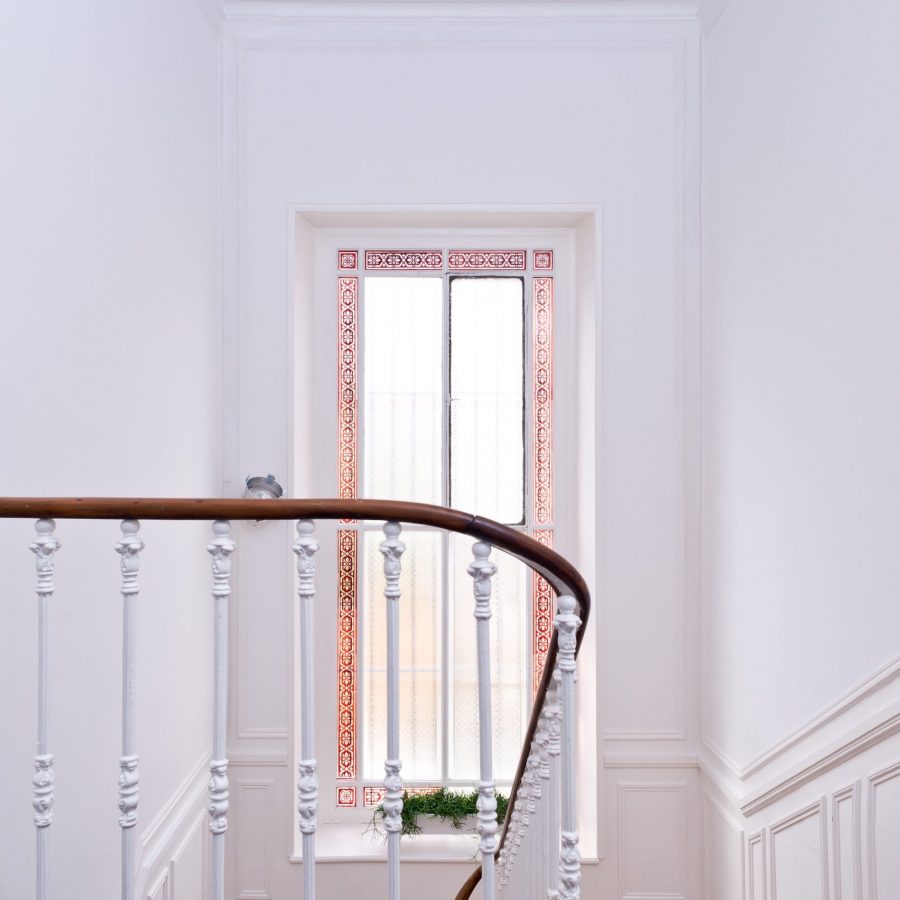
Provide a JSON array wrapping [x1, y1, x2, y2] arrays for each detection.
[[447, 533, 527, 782], [364, 277, 442, 504], [449, 277, 525, 523], [363, 529, 442, 781]]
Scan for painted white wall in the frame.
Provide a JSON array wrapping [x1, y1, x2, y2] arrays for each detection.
[[701, 0, 900, 895], [0, 2, 221, 898], [224, 13, 702, 899]]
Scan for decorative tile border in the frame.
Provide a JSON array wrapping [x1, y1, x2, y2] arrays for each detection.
[[337, 529, 358, 780], [532, 529, 554, 696], [338, 249, 358, 270], [447, 249, 526, 270], [362, 785, 442, 808], [365, 250, 444, 270], [336, 786, 357, 808], [533, 277, 553, 525], [338, 277, 358, 506], [533, 250, 554, 271]]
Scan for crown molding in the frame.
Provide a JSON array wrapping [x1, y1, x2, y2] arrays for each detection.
[[223, 0, 700, 27], [698, 0, 730, 33], [197, 0, 226, 33]]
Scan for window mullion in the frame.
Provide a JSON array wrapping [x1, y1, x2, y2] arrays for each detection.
[[440, 264, 451, 785]]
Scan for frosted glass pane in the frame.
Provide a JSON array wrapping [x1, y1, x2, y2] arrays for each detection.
[[450, 277, 525, 523], [363, 530, 442, 781], [364, 277, 442, 504], [448, 533, 527, 782]]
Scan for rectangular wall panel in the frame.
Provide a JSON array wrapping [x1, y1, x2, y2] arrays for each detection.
[[236, 780, 272, 899], [170, 818, 204, 900], [747, 831, 767, 900], [618, 784, 687, 899], [869, 766, 900, 900], [832, 785, 860, 900], [770, 800, 827, 900]]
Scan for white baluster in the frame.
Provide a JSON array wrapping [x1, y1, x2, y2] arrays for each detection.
[[537, 707, 552, 898], [208, 521, 235, 900], [554, 595, 581, 900], [116, 520, 144, 900], [293, 520, 319, 900], [380, 521, 405, 900], [31, 519, 60, 900], [545, 677, 562, 900], [469, 541, 499, 899], [528, 735, 543, 899]]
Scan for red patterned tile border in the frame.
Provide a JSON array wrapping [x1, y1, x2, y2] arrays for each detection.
[[533, 250, 554, 271], [447, 250, 526, 271], [362, 785, 442, 808], [338, 249, 358, 270], [532, 529, 554, 696], [338, 277, 358, 508], [363, 786, 384, 808], [337, 786, 357, 808], [337, 530, 358, 780], [364, 250, 443, 271], [533, 277, 553, 525]]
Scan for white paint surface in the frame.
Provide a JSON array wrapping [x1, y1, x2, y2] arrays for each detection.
[[0, 1, 220, 896], [702, 0, 900, 771]]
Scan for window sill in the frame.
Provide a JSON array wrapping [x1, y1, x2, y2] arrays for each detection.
[[289, 823, 601, 866], [290, 822, 482, 863]]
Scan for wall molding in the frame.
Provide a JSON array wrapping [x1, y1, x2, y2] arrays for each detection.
[[698, 0, 731, 33], [236, 779, 275, 900], [223, 0, 700, 33], [197, 0, 225, 33], [745, 830, 767, 900], [618, 783, 689, 900], [768, 798, 828, 900], [230, 751, 290, 767], [740, 703, 900, 817], [605, 754, 699, 770], [701, 653, 900, 788], [742, 654, 900, 781], [136, 748, 212, 900], [832, 781, 862, 900], [866, 761, 900, 900]]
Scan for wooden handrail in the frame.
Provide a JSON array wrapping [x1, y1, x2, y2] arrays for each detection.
[[0, 497, 590, 897]]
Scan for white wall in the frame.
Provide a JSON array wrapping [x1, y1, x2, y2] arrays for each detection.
[[0, 2, 221, 897], [224, 10, 702, 899], [701, 0, 900, 895]]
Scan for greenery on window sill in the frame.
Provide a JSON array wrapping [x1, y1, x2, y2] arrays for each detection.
[[366, 787, 509, 839]]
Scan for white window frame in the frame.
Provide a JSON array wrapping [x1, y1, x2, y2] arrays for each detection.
[[306, 227, 578, 830]]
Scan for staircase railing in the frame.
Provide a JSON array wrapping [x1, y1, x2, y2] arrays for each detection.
[[0, 497, 590, 900]]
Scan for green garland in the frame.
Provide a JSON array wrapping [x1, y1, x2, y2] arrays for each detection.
[[369, 787, 509, 838]]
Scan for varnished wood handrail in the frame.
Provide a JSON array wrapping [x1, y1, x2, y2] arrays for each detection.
[[0, 497, 590, 897]]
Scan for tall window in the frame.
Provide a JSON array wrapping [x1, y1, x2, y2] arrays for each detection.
[[334, 247, 555, 809]]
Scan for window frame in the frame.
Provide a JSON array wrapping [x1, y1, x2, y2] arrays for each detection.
[[312, 229, 571, 819]]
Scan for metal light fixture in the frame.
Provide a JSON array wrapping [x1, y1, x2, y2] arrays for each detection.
[[243, 474, 284, 500]]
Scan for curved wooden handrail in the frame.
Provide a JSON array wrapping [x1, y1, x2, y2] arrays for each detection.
[[0, 497, 590, 897]]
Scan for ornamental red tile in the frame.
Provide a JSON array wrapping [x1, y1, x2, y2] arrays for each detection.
[[532, 529, 554, 696], [364, 250, 443, 270], [447, 250, 526, 270], [336, 529, 358, 779], [533, 278, 553, 526]]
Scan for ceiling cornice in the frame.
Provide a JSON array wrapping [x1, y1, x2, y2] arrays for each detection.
[[221, 0, 700, 28]]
